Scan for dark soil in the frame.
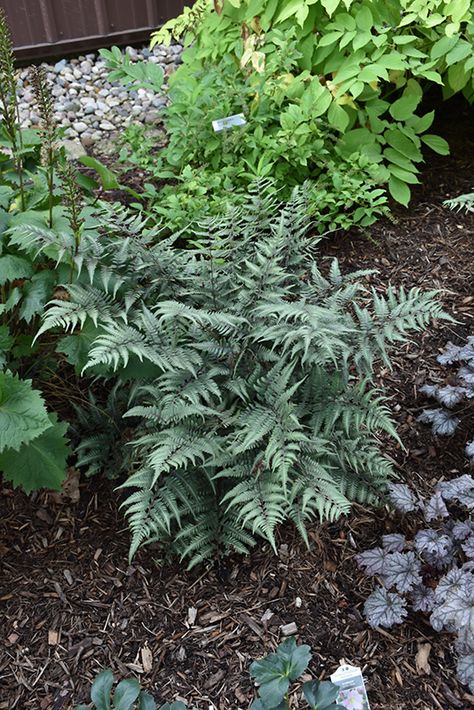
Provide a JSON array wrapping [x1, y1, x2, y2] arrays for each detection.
[[1, 98, 473, 710]]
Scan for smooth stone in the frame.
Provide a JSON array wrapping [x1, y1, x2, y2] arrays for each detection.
[[99, 121, 115, 130], [54, 59, 67, 73], [59, 138, 87, 159], [73, 121, 88, 133]]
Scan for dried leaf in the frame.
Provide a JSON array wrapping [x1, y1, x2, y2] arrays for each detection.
[[415, 643, 431, 675], [141, 644, 153, 673]]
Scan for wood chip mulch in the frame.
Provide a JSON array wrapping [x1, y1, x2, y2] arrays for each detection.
[[1, 98, 473, 710]]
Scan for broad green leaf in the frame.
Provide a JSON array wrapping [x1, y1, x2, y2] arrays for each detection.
[[328, 102, 350, 132], [356, 6, 373, 31], [389, 95, 420, 121], [421, 134, 450, 155], [91, 669, 114, 710], [113, 678, 141, 710], [407, 111, 435, 134], [388, 164, 419, 184], [388, 175, 411, 206], [321, 0, 340, 18], [0, 186, 13, 209], [445, 40, 472, 66], [19, 271, 55, 323], [383, 147, 417, 172], [0, 415, 70, 492], [303, 679, 340, 708], [385, 129, 422, 161], [0, 372, 50, 452], [430, 34, 458, 60], [138, 691, 157, 710], [0, 325, 14, 369], [79, 156, 120, 191], [0, 254, 33, 286], [275, 0, 306, 24], [447, 63, 470, 92], [158, 704, 187, 710]]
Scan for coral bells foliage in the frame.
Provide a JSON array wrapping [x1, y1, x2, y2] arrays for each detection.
[[419, 335, 474, 460], [357, 477, 474, 693], [32, 186, 445, 566]]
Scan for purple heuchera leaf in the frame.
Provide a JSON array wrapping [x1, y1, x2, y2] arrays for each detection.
[[387, 483, 417, 513], [410, 584, 436, 613], [415, 529, 453, 560], [382, 533, 406, 553], [457, 654, 474, 693], [382, 551, 422, 593], [418, 408, 460, 435], [364, 586, 408, 628], [434, 567, 470, 604], [462, 535, 474, 560], [452, 520, 474, 541], [466, 441, 474, 460], [435, 386, 468, 408], [437, 342, 464, 365], [438, 475, 474, 509], [356, 547, 388, 576], [458, 366, 474, 387], [424, 491, 449, 522]]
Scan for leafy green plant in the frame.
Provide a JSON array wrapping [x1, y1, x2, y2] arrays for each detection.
[[250, 638, 343, 709], [28, 186, 446, 565], [73, 669, 169, 710], [147, 0, 474, 218], [0, 371, 70, 491], [444, 190, 474, 212], [99, 46, 164, 93]]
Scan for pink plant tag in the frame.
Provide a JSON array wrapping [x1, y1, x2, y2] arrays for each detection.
[[330, 663, 370, 710]]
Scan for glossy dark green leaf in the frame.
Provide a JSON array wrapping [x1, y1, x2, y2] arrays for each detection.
[[91, 669, 114, 710], [113, 678, 141, 710]]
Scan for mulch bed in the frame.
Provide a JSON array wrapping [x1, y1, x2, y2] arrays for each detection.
[[1, 98, 473, 710]]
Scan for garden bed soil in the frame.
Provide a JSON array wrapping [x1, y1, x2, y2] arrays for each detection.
[[1, 99, 474, 710]]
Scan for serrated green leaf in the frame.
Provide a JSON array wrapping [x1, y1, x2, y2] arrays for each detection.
[[91, 669, 114, 710], [0, 372, 51, 452], [113, 678, 141, 710], [0, 415, 70, 492], [0, 254, 34, 286], [388, 175, 411, 206], [421, 134, 450, 155], [19, 270, 55, 323]]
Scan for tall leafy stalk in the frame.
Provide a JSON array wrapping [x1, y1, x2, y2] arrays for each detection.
[[0, 8, 25, 210], [30, 65, 56, 228], [57, 158, 84, 257]]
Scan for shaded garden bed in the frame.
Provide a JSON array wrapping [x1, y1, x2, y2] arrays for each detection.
[[0, 100, 473, 710]]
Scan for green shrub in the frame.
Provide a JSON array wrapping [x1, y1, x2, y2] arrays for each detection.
[[147, 0, 474, 220], [27, 186, 445, 566]]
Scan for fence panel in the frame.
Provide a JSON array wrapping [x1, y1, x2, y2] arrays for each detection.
[[0, 0, 189, 61]]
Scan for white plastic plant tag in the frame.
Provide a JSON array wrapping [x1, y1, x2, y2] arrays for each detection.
[[330, 663, 370, 710], [212, 113, 246, 132]]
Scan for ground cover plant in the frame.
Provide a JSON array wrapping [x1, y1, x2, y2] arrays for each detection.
[[357, 476, 474, 692], [74, 640, 345, 709], [109, 0, 474, 233], [19, 183, 445, 566], [419, 335, 474, 460]]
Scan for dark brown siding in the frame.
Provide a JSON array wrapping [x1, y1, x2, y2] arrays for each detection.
[[0, 0, 190, 61]]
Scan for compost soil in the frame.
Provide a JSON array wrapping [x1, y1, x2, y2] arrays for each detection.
[[1, 98, 473, 710]]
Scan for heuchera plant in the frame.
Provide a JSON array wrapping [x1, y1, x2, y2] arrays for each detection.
[[418, 336, 474, 461], [357, 476, 474, 693]]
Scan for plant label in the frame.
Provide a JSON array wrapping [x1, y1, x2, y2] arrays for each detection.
[[331, 663, 370, 710], [212, 114, 246, 132]]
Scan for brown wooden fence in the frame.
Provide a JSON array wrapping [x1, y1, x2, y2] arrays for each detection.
[[0, 0, 189, 61]]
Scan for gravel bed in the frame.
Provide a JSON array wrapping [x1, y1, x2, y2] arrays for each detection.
[[16, 44, 182, 145]]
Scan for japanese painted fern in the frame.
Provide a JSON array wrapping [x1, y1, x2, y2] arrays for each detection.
[[29, 186, 444, 566]]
